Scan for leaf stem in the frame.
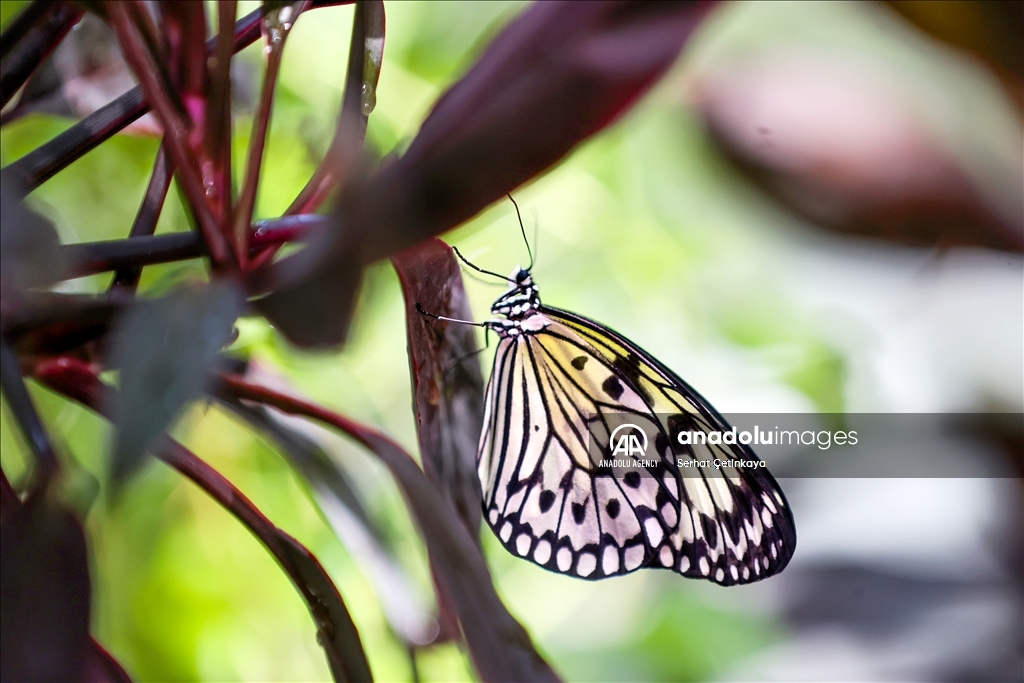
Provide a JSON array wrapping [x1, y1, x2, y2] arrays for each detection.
[[0, 340, 58, 495], [105, 2, 233, 270], [0, 1, 83, 108], [234, 3, 308, 267], [2, 7, 262, 192], [109, 142, 175, 292], [61, 215, 322, 278]]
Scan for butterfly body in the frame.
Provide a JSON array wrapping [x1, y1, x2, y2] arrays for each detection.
[[476, 267, 796, 585]]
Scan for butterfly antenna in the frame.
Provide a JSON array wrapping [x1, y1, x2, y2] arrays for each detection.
[[507, 193, 533, 270], [451, 246, 514, 283], [531, 206, 540, 267], [416, 302, 487, 327]]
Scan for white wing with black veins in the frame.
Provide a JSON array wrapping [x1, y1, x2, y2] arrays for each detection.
[[477, 307, 797, 585]]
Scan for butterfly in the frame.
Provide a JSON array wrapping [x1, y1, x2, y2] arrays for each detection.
[[424, 203, 796, 585]]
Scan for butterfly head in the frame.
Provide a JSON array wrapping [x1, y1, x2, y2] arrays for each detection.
[[491, 266, 541, 321]]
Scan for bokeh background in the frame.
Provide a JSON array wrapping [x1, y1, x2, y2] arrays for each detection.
[[2, 1, 1021, 681]]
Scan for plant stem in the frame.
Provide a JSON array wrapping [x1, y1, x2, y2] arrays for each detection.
[[109, 142, 175, 292], [0, 1, 83, 108], [62, 216, 321, 278], [0, 340, 58, 495], [2, 7, 263, 192]]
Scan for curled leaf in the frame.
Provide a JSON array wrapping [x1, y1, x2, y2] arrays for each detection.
[[392, 238, 484, 540]]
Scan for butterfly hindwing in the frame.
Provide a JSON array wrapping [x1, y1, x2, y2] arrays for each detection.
[[541, 306, 797, 584]]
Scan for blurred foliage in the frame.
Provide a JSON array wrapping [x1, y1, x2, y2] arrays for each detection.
[[1, 1, 1018, 681]]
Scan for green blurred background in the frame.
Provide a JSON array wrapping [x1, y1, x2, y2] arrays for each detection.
[[2, 2, 1021, 681]]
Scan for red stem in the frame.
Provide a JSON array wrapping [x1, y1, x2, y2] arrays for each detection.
[[105, 2, 234, 270]]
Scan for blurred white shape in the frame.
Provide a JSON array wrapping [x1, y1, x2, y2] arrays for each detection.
[[791, 477, 1010, 580]]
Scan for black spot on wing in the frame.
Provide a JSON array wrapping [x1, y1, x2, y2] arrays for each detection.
[[655, 431, 669, 457], [612, 353, 652, 403], [624, 471, 641, 488], [539, 490, 556, 513], [667, 413, 697, 452], [571, 356, 589, 370], [571, 502, 586, 524], [700, 512, 719, 549], [606, 498, 620, 519], [601, 375, 624, 400]]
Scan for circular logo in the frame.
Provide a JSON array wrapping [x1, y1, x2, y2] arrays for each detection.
[[609, 423, 648, 457]]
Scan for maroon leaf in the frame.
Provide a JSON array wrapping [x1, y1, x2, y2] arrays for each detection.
[[252, 0, 384, 342], [84, 637, 134, 683], [0, 497, 92, 682], [104, 1, 233, 269], [393, 238, 486, 645], [204, 1, 236, 227], [2, 292, 126, 357], [285, 0, 384, 219], [219, 376, 561, 682], [352, 0, 711, 264], [392, 238, 484, 539], [260, 0, 710, 347]]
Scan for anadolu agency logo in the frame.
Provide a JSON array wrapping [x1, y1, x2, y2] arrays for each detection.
[[610, 423, 648, 457], [600, 423, 659, 469]]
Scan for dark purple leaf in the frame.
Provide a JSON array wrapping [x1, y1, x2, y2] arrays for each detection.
[[63, 232, 203, 278], [109, 143, 176, 292], [353, 0, 710, 264], [1, 6, 257, 192], [234, 2, 310, 264], [260, 0, 709, 347], [0, 173, 66, 298], [392, 238, 484, 540], [83, 637, 134, 683], [104, 1, 234, 269], [0, 498, 91, 683], [204, 2, 236, 230], [108, 282, 242, 483]]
